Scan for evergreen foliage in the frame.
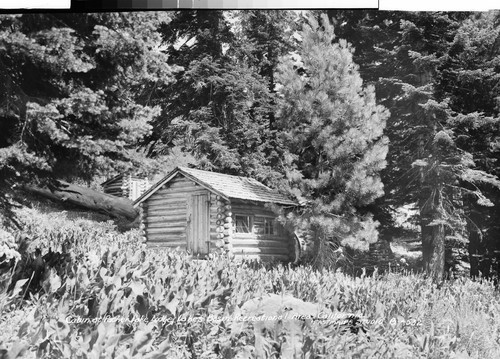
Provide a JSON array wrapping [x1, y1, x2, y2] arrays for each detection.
[[276, 14, 389, 268], [327, 10, 500, 280], [147, 11, 292, 184], [435, 11, 500, 277], [0, 13, 178, 224]]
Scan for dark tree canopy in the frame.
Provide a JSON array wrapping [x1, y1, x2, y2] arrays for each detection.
[[0, 13, 178, 224], [327, 10, 500, 280], [145, 10, 297, 185]]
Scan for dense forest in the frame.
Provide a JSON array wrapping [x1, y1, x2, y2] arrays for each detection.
[[1, 9, 500, 358], [1, 10, 500, 282]]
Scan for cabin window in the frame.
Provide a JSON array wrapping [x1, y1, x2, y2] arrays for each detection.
[[254, 217, 275, 235], [233, 213, 280, 237], [235, 215, 251, 233], [265, 218, 275, 235]]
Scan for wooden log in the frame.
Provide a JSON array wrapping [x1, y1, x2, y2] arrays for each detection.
[[146, 242, 187, 249], [146, 216, 186, 224], [229, 208, 275, 216], [145, 221, 186, 229], [217, 206, 225, 213], [232, 247, 289, 255], [215, 239, 225, 248], [147, 198, 184, 206], [146, 227, 185, 235], [144, 214, 186, 222], [145, 208, 187, 217], [147, 233, 186, 241], [144, 200, 186, 208], [162, 181, 200, 189], [146, 239, 186, 246], [23, 180, 139, 220], [231, 239, 289, 248], [232, 254, 290, 261], [151, 189, 207, 198]]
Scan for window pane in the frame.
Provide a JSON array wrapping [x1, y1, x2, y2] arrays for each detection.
[[235, 215, 250, 233], [265, 218, 274, 235], [253, 216, 265, 234]]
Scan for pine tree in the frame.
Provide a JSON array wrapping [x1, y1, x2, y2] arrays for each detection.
[[237, 10, 298, 180], [0, 13, 177, 224], [239, 11, 296, 132], [435, 11, 500, 277], [276, 14, 389, 269], [326, 11, 500, 280], [147, 10, 290, 184], [381, 12, 500, 281]]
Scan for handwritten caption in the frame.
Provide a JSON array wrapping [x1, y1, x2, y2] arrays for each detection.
[[65, 314, 421, 327]]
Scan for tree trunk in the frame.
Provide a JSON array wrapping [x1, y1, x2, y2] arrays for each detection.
[[429, 217, 445, 282], [23, 180, 139, 221], [467, 209, 483, 278], [421, 212, 446, 282]]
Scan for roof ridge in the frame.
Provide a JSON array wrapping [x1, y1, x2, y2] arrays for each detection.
[[135, 166, 297, 207], [179, 166, 265, 183]]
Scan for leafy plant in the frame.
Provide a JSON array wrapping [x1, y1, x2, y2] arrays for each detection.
[[1, 206, 500, 358]]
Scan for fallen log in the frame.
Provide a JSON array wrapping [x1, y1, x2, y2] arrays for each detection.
[[23, 180, 139, 221]]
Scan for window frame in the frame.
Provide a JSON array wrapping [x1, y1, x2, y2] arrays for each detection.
[[254, 216, 275, 235], [233, 214, 279, 238], [234, 214, 252, 234]]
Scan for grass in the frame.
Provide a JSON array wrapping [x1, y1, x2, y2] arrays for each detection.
[[1, 206, 499, 358]]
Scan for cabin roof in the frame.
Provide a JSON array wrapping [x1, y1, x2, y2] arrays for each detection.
[[101, 173, 146, 186], [101, 173, 124, 186], [134, 167, 297, 207]]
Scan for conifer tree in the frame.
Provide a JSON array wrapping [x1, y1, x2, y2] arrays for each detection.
[[0, 13, 177, 224], [237, 10, 298, 179], [326, 11, 500, 280], [435, 11, 500, 277], [276, 14, 389, 268], [148, 11, 291, 184], [376, 12, 500, 281]]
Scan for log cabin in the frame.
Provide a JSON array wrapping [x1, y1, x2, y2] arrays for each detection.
[[102, 173, 150, 201], [133, 167, 299, 261]]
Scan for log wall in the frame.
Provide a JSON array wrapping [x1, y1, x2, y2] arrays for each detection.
[[102, 176, 124, 197], [140, 175, 293, 262], [143, 174, 209, 250], [103, 175, 150, 201], [228, 200, 293, 261]]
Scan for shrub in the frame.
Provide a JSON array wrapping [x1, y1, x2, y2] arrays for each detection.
[[1, 206, 499, 358]]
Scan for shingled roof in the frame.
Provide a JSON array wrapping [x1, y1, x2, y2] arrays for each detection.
[[133, 167, 297, 207]]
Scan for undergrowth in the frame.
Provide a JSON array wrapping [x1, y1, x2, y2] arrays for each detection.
[[0, 207, 499, 358]]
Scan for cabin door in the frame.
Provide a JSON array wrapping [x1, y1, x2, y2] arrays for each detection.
[[187, 194, 210, 256]]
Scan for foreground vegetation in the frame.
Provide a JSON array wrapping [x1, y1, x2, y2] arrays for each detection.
[[1, 207, 500, 358]]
